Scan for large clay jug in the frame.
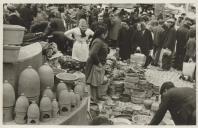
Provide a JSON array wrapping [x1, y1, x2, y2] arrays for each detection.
[[18, 66, 40, 103], [15, 93, 29, 124], [69, 90, 76, 111], [42, 86, 55, 101], [52, 99, 59, 118], [56, 81, 67, 99], [58, 90, 71, 116], [38, 63, 54, 92], [40, 95, 52, 122], [3, 80, 15, 122], [74, 82, 84, 99], [27, 101, 40, 125]]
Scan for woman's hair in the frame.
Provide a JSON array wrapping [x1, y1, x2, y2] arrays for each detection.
[[89, 24, 108, 48], [160, 81, 175, 95]]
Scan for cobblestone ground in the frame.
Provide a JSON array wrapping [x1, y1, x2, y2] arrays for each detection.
[[145, 65, 195, 88]]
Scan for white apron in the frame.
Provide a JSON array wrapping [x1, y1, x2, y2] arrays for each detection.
[[72, 40, 89, 62], [65, 27, 94, 62]]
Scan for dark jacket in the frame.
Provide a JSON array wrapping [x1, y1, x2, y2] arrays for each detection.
[[176, 24, 190, 49], [153, 24, 168, 47], [185, 38, 196, 59], [118, 26, 134, 60], [44, 18, 65, 36], [163, 27, 176, 52], [85, 38, 108, 80], [139, 29, 153, 53], [150, 87, 196, 125], [132, 29, 153, 54]]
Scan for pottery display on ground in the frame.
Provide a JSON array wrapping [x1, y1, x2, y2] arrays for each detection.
[[15, 93, 29, 124], [3, 80, 15, 122], [38, 63, 54, 92], [58, 90, 71, 116], [27, 101, 40, 125], [18, 66, 40, 103], [42, 86, 55, 101], [56, 81, 68, 99], [40, 95, 52, 122], [3, 24, 25, 45], [52, 99, 59, 118]]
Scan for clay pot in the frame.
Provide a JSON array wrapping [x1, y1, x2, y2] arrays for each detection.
[[38, 63, 54, 92], [3, 80, 15, 122], [27, 101, 40, 125], [58, 90, 71, 116], [151, 102, 160, 112], [75, 92, 81, 107], [40, 95, 52, 122], [143, 99, 153, 109], [52, 99, 59, 118], [73, 71, 85, 82], [56, 81, 67, 99], [15, 93, 29, 124], [69, 90, 76, 110], [42, 86, 55, 101], [74, 83, 84, 99], [18, 66, 40, 103]]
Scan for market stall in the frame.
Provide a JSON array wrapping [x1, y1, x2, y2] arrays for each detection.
[[3, 24, 90, 125]]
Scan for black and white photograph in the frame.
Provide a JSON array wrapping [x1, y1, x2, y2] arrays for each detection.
[[2, 1, 196, 126]]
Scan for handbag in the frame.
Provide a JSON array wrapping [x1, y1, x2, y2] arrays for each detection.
[[158, 48, 172, 67], [182, 59, 196, 78], [87, 65, 105, 87]]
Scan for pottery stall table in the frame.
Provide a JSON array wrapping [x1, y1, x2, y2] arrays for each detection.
[[5, 97, 89, 125]]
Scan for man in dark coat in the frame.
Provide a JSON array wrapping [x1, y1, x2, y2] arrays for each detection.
[[44, 13, 67, 54], [132, 22, 153, 67], [117, 22, 134, 61], [138, 22, 153, 68], [152, 20, 170, 66], [163, 19, 176, 52], [174, 17, 192, 70], [149, 82, 196, 125], [18, 4, 34, 30]]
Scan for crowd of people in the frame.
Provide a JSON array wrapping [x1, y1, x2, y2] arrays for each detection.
[[3, 4, 196, 70], [3, 4, 196, 125]]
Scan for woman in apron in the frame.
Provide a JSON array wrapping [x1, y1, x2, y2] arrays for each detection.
[[85, 24, 109, 102], [64, 19, 94, 69]]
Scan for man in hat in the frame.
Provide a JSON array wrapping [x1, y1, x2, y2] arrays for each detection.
[[149, 82, 196, 125], [174, 17, 192, 70], [152, 18, 172, 66]]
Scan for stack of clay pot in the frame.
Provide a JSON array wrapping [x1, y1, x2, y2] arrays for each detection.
[[42, 86, 55, 101], [3, 25, 25, 63], [27, 101, 40, 125], [74, 82, 85, 100], [56, 81, 68, 99], [38, 63, 54, 93], [18, 66, 40, 103], [40, 95, 52, 122], [58, 89, 71, 116], [3, 80, 15, 122], [15, 93, 29, 124], [52, 99, 59, 118]]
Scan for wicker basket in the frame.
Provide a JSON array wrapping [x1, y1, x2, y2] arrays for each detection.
[[132, 115, 152, 125]]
